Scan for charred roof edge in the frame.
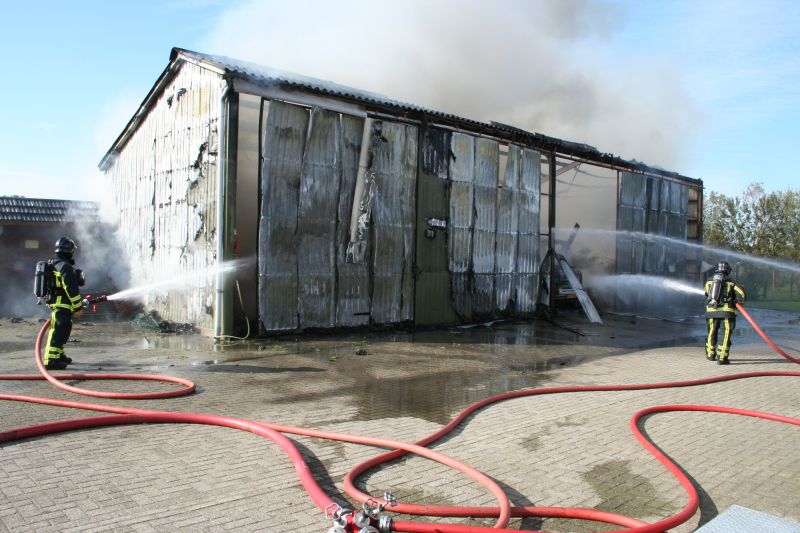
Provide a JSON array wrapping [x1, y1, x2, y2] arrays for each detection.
[[99, 47, 701, 186]]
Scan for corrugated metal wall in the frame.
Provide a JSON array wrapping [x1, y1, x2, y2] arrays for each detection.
[[449, 132, 476, 318], [259, 101, 418, 331], [516, 148, 542, 312], [495, 145, 521, 313], [616, 171, 693, 318], [617, 171, 689, 276], [447, 136, 541, 320], [105, 62, 222, 332], [370, 121, 418, 324], [258, 111, 542, 332]]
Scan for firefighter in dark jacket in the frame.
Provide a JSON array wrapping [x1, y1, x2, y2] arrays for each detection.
[[704, 261, 746, 364], [43, 237, 85, 370]]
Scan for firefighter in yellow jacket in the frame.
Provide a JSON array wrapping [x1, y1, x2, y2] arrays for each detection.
[[44, 237, 85, 370], [704, 261, 746, 364]]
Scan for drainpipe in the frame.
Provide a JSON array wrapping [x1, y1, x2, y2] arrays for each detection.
[[214, 80, 235, 338], [346, 117, 375, 263]]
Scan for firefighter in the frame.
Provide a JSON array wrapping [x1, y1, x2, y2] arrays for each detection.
[[43, 237, 84, 370], [704, 261, 746, 364]]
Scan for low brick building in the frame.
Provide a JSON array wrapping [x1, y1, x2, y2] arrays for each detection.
[[0, 196, 123, 317]]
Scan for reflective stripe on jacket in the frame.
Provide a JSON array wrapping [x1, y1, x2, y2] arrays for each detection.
[[49, 260, 83, 313], [704, 278, 746, 317]]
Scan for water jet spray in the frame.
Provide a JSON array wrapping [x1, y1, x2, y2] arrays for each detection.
[[105, 260, 246, 302], [556, 227, 800, 275]]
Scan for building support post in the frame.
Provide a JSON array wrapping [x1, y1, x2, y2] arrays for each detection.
[[547, 152, 557, 310], [214, 81, 237, 338]]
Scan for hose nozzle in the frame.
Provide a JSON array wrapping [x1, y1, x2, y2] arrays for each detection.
[[82, 294, 109, 311]]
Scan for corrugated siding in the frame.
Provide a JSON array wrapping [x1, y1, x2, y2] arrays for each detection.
[[370, 121, 418, 323], [258, 102, 417, 331], [618, 172, 689, 277], [494, 145, 520, 312], [665, 180, 689, 274], [441, 135, 540, 320], [471, 138, 498, 315], [335, 115, 369, 327], [259, 101, 308, 330], [297, 109, 340, 328], [644, 176, 666, 273], [616, 172, 691, 318], [257, 109, 546, 331], [516, 148, 541, 312], [616, 171, 647, 274], [448, 132, 475, 318], [105, 62, 221, 331]]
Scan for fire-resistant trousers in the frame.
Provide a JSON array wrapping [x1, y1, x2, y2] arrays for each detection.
[[44, 308, 73, 364], [706, 316, 735, 359]]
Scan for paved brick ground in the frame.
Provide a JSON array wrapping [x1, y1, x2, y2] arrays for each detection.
[[1, 310, 799, 532]]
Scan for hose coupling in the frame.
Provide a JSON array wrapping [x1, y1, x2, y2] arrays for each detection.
[[325, 504, 353, 533], [352, 511, 372, 528], [381, 492, 398, 510], [362, 499, 380, 518], [358, 527, 379, 533], [378, 515, 393, 533]]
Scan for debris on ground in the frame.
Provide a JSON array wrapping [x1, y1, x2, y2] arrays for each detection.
[[132, 310, 197, 334], [355, 348, 368, 355]]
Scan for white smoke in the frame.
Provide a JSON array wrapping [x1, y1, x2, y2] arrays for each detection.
[[204, 0, 700, 170]]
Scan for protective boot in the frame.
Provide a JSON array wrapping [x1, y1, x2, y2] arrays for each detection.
[[718, 357, 730, 365], [45, 359, 69, 370]]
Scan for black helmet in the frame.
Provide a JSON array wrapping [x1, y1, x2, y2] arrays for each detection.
[[716, 261, 731, 275], [55, 237, 77, 256]]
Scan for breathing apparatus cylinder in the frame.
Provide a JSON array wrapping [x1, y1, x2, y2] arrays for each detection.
[[708, 272, 724, 308], [34, 261, 48, 300], [33, 260, 54, 304]]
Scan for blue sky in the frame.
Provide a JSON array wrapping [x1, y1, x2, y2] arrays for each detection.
[[0, 0, 797, 202]]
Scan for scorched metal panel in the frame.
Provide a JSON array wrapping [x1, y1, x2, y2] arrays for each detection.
[[472, 137, 499, 315], [104, 61, 221, 332], [335, 114, 369, 327], [297, 108, 340, 328], [448, 132, 475, 318], [494, 145, 521, 312], [369, 121, 417, 324], [515, 148, 541, 312], [259, 101, 309, 330]]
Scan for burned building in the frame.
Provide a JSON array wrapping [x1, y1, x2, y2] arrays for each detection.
[[99, 48, 703, 336]]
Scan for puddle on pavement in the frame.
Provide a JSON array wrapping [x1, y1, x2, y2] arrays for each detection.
[[328, 369, 548, 425]]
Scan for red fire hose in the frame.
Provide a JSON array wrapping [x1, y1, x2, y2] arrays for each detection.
[[1, 307, 799, 532], [737, 303, 800, 363]]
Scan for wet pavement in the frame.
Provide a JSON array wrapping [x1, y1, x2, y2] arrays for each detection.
[[1, 308, 799, 532]]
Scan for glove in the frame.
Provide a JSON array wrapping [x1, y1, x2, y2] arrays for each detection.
[[73, 310, 84, 318]]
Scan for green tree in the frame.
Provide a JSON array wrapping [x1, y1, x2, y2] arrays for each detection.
[[703, 183, 800, 301]]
